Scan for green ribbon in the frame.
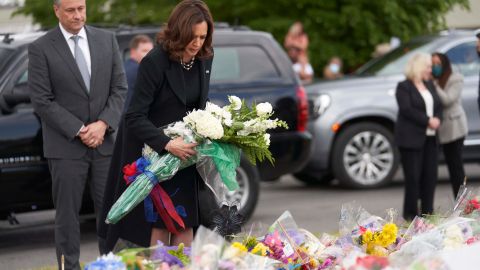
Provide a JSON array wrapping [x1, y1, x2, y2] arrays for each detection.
[[199, 141, 240, 191]]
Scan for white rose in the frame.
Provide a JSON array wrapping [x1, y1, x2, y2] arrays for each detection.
[[256, 102, 273, 116], [183, 110, 224, 139], [228, 95, 242, 110], [264, 133, 271, 146]]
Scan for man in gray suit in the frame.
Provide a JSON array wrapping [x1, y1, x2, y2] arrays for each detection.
[[28, 0, 126, 269]]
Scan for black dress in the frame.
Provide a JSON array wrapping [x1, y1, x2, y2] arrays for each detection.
[[98, 45, 213, 252], [152, 61, 202, 228]]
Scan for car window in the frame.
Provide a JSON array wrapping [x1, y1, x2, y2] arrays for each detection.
[[211, 46, 280, 84], [16, 70, 28, 85], [11, 69, 29, 102], [446, 41, 480, 77], [356, 37, 439, 76]]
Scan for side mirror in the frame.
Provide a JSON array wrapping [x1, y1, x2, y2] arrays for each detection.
[[3, 93, 30, 107]]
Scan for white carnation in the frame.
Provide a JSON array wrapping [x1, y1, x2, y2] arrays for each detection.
[[205, 102, 224, 117], [224, 118, 233, 127], [221, 110, 232, 121], [228, 95, 242, 110], [237, 119, 267, 136], [256, 102, 272, 116], [183, 110, 224, 139], [164, 121, 191, 138], [264, 133, 271, 146], [262, 119, 279, 129]]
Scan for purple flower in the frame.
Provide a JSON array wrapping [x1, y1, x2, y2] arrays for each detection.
[[218, 260, 236, 270], [285, 229, 304, 246], [151, 248, 183, 266]]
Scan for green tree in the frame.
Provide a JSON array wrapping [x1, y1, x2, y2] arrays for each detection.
[[16, 0, 469, 75], [207, 0, 469, 74]]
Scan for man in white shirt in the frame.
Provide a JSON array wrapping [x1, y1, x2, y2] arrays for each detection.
[[28, 1, 126, 269]]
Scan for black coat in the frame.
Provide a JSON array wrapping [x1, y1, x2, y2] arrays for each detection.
[[98, 45, 213, 251], [394, 79, 442, 149]]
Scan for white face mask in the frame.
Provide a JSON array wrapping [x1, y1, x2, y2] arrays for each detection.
[[329, 63, 340, 74]]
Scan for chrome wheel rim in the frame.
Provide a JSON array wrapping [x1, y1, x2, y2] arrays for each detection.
[[225, 166, 249, 210], [343, 131, 394, 185]]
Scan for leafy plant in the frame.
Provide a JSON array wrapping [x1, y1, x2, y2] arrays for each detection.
[[16, 0, 469, 74]]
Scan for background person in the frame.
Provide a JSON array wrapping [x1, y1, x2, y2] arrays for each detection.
[[323, 56, 343, 80], [284, 21, 308, 57], [287, 46, 314, 84], [28, 0, 126, 268], [284, 21, 313, 84], [99, 0, 214, 252], [124, 34, 153, 110], [394, 53, 442, 221], [432, 52, 468, 198]]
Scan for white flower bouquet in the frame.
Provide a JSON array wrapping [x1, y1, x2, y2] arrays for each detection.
[[106, 96, 287, 231]]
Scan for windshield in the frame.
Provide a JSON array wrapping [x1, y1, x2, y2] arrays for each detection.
[[356, 36, 440, 76]]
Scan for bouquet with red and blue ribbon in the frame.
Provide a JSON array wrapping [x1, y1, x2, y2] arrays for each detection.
[[105, 97, 287, 234], [122, 156, 186, 233]]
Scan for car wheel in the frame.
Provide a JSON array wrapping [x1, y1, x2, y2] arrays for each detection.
[[332, 122, 399, 188], [225, 156, 260, 221], [294, 171, 333, 186]]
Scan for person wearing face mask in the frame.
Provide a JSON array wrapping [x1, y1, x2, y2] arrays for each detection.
[[323, 56, 343, 80], [431, 53, 467, 198], [394, 53, 442, 221]]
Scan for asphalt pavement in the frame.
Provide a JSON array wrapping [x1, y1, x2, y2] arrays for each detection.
[[1, 164, 480, 269]]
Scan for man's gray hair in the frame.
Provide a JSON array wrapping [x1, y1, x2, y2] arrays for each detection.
[[54, 0, 61, 5]]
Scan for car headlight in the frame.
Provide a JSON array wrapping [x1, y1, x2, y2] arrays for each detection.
[[313, 94, 331, 118]]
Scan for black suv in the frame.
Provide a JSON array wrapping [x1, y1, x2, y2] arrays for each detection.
[[0, 25, 312, 224]]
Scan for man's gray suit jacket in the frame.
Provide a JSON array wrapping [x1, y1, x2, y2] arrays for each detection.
[[28, 25, 127, 159]]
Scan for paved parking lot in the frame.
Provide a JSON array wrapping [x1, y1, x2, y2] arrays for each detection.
[[1, 164, 480, 269]]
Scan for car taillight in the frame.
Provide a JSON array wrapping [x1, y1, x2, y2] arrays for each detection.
[[296, 86, 308, 132]]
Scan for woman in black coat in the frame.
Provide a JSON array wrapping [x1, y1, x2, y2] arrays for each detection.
[[99, 0, 214, 251], [395, 53, 442, 221]]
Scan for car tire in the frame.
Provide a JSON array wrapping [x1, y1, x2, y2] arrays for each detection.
[[332, 122, 399, 188], [229, 156, 260, 220], [294, 171, 333, 186]]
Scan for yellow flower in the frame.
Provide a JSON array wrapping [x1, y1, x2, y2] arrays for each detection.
[[231, 242, 248, 252], [309, 258, 319, 268], [369, 245, 389, 257], [362, 230, 374, 244], [251, 243, 271, 256]]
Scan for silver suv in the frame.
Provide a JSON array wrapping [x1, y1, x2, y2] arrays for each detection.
[[297, 30, 480, 188]]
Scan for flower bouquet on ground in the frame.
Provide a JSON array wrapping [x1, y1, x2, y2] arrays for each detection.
[[106, 96, 287, 233]]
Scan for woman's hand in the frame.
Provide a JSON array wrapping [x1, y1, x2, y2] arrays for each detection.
[[165, 137, 197, 161], [428, 117, 441, 130]]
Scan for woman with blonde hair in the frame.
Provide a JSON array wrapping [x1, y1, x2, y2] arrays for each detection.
[[394, 53, 442, 220]]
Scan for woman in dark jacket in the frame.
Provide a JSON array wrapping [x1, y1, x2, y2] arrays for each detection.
[[432, 53, 468, 198], [99, 0, 214, 251], [395, 53, 442, 221]]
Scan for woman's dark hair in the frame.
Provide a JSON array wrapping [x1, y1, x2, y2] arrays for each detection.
[[432, 52, 452, 89], [157, 0, 214, 60]]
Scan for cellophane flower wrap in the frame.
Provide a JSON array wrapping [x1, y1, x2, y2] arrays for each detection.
[[106, 96, 287, 229]]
